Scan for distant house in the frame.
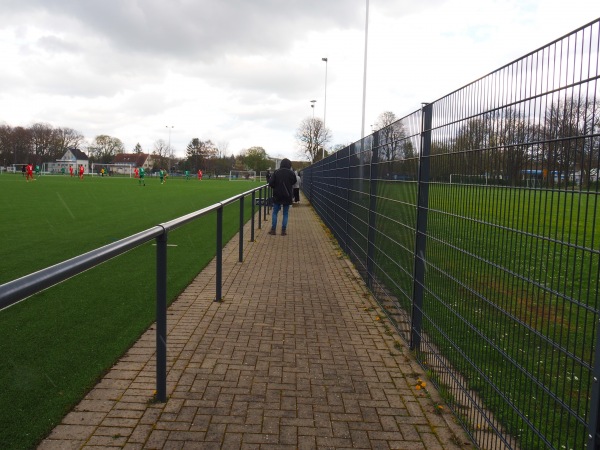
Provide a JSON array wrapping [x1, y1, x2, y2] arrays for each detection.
[[101, 153, 154, 175], [47, 148, 89, 174]]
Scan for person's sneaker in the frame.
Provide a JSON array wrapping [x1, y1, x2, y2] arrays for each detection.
[[268, 229, 276, 235], [281, 229, 287, 236]]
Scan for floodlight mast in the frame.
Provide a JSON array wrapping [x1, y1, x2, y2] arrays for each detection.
[[166, 126, 174, 172], [361, 0, 369, 140], [322, 57, 328, 161]]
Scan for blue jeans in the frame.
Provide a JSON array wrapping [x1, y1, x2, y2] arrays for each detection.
[[271, 203, 290, 230]]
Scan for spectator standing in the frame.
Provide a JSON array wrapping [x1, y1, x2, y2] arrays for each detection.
[[268, 158, 297, 236], [292, 170, 301, 204]]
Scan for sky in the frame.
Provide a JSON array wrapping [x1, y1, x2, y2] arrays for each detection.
[[1, 1, 599, 162]]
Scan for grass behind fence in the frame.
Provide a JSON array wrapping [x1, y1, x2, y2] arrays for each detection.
[[0, 173, 262, 450], [370, 180, 598, 449]]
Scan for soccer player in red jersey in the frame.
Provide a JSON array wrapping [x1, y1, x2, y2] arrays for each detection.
[[26, 163, 34, 182]]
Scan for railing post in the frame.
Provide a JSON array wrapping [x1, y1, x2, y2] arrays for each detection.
[[238, 197, 244, 262], [258, 187, 263, 229], [155, 231, 168, 402], [410, 102, 433, 351], [251, 191, 256, 241], [215, 206, 223, 302], [263, 187, 268, 222]]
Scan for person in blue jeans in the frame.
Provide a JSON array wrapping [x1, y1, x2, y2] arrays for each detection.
[[268, 158, 297, 236]]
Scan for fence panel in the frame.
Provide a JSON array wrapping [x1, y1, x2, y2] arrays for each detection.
[[302, 18, 600, 450]]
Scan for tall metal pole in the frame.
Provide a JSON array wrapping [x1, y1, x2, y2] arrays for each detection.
[[322, 57, 328, 161], [165, 125, 173, 172], [361, 0, 370, 139]]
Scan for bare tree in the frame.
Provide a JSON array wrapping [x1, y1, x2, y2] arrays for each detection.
[[152, 139, 170, 169], [296, 117, 331, 163], [186, 138, 216, 171], [3, 126, 32, 164], [491, 108, 540, 185], [543, 95, 599, 187], [373, 111, 407, 175], [54, 127, 84, 159], [88, 135, 125, 164], [451, 116, 494, 179], [30, 123, 55, 160], [215, 140, 229, 158]]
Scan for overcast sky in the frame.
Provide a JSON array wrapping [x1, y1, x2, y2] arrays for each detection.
[[1, 1, 599, 161]]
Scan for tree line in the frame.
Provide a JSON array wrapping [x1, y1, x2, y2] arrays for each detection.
[[0, 123, 284, 175], [306, 96, 599, 189], [428, 96, 600, 187], [0, 123, 85, 167]]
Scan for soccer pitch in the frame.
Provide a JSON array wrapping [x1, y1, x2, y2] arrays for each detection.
[[0, 173, 262, 449]]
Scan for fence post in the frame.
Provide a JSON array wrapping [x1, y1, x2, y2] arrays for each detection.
[[367, 131, 379, 288], [215, 206, 223, 302], [309, 166, 314, 207], [410, 102, 433, 351], [344, 144, 354, 255], [251, 191, 256, 241], [155, 231, 168, 402], [587, 317, 600, 449]]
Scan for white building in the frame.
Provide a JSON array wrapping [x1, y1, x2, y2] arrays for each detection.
[[46, 148, 89, 175]]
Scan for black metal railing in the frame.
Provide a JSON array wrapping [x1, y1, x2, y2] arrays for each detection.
[[0, 185, 269, 402], [302, 18, 600, 450]]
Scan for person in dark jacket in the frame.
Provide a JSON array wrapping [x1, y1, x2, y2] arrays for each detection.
[[268, 158, 297, 236]]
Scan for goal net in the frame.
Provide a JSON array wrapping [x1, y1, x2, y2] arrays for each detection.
[[91, 163, 134, 177], [229, 170, 256, 181], [9, 164, 28, 174]]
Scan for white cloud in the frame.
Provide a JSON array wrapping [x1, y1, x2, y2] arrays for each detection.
[[1, 0, 599, 160]]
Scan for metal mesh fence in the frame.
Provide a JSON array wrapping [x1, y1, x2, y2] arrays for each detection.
[[302, 18, 600, 450]]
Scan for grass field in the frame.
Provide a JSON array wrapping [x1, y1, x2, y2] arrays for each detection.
[[368, 181, 599, 449], [0, 173, 264, 449]]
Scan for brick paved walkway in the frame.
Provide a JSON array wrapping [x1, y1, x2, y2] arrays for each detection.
[[38, 201, 471, 449]]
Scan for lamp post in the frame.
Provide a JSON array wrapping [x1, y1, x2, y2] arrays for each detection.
[[322, 57, 328, 160], [310, 100, 316, 118], [361, 0, 370, 139], [165, 125, 173, 172]]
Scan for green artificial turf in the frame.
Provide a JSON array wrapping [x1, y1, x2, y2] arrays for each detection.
[[369, 181, 599, 449], [0, 173, 264, 449]]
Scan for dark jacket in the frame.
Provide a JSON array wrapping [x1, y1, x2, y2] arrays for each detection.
[[269, 159, 297, 205]]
